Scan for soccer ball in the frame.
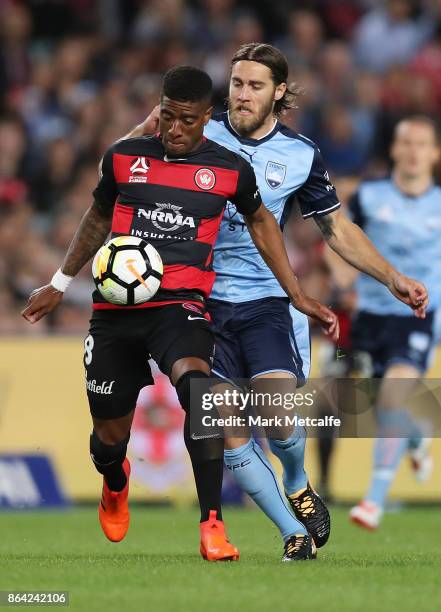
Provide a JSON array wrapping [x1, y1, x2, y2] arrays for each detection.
[[92, 236, 163, 305]]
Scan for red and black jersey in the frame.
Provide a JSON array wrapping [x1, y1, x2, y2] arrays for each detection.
[[92, 135, 262, 309]]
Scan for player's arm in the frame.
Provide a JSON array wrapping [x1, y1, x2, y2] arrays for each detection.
[[314, 208, 428, 318], [22, 148, 117, 324], [297, 148, 428, 318], [233, 159, 339, 341]]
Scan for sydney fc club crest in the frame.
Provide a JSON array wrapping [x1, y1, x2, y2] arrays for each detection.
[[265, 161, 286, 189]]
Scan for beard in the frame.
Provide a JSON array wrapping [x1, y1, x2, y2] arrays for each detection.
[[228, 96, 275, 137]]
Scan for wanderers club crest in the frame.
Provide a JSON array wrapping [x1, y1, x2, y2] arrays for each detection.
[[265, 161, 286, 189]]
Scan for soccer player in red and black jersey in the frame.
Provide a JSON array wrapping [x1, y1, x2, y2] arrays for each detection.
[[22, 66, 338, 561]]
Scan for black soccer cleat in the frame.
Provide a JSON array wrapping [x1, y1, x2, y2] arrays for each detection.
[[282, 533, 317, 562], [286, 482, 331, 548]]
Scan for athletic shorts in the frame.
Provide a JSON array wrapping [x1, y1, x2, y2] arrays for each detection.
[[206, 296, 310, 385], [84, 303, 214, 420], [351, 310, 435, 377]]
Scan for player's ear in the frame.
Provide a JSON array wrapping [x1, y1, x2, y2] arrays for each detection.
[[203, 105, 213, 125], [274, 82, 286, 102]]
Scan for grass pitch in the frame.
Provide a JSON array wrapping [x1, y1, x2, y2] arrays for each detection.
[[1, 506, 440, 611]]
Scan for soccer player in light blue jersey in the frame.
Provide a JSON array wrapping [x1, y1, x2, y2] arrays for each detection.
[[124, 45, 428, 560], [349, 116, 440, 530]]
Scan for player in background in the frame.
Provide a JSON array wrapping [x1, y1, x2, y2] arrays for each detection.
[[348, 116, 440, 530], [122, 45, 428, 560], [21, 66, 339, 562]]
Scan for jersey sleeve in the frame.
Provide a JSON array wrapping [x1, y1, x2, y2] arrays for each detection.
[[231, 155, 262, 215], [297, 147, 340, 219], [92, 145, 118, 212], [348, 191, 365, 228]]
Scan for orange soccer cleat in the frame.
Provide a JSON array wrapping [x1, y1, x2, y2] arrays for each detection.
[[199, 510, 240, 562], [98, 457, 131, 542]]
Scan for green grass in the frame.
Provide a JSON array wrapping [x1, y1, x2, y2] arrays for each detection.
[[0, 506, 440, 611]]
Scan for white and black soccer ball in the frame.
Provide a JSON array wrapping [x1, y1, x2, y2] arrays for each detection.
[[92, 236, 163, 305]]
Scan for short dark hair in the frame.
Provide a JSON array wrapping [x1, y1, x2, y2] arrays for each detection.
[[395, 115, 440, 144], [162, 65, 213, 104], [231, 43, 300, 116]]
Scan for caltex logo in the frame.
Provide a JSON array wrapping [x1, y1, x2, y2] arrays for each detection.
[[195, 168, 216, 190]]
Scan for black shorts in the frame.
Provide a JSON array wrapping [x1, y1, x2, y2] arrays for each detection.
[[84, 303, 214, 420], [351, 310, 435, 377]]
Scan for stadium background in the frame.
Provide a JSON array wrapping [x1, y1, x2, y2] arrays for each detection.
[[0, 0, 440, 508]]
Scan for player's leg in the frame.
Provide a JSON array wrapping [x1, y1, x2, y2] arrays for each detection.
[[170, 357, 223, 523], [84, 311, 153, 542], [350, 363, 421, 529], [148, 303, 238, 560], [350, 313, 434, 530], [315, 341, 348, 500], [241, 300, 330, 549], [209, 297, 316, 559], [91, 412, 133, 543]]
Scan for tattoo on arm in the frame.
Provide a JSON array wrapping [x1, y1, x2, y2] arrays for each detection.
[[61, 201, 113, 276], [314, 214, 336, 241]]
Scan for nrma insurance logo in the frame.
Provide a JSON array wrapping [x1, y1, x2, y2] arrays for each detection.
[[265, 161, 286, 189]]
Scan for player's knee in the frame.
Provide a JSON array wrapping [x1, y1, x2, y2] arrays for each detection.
[[171, 358, 210, 387], [92, 414, 133, 444], [175, 369, 210, 414], [89, 429, 130, 472]]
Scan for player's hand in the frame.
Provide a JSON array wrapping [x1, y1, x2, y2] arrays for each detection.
[[139, 105, 160, 135], [387, 272, 428, 319], [291, 293, 340, 342], [21, 284, 64, 323]]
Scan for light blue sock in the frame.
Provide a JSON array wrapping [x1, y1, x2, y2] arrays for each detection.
[[269, 426, 308, 496], [224, 439, 307, 541], [407, 417, 426, 451], [366, 410, 414, 508]]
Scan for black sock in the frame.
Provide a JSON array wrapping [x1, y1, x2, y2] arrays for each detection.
[[190, 456, 224, 523], [103, 464, 127, 493], [184, 416, 223, 522], [90, 431, 129, 492], [176, 371, 225, 522]]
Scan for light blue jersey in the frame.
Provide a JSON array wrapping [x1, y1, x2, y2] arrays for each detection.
[[204, 113, 340, 302], [350, 178, 441, 316]]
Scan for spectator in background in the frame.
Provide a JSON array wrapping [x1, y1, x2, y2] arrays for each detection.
[[195, 0, 239, 52], [31, 138, 77, 214], [0, 115, 28, 209], [411, 22, 441, 109], [0, 2, 32, 98], [130, 0, 197, 47], [276, 9, 324, 69], [319, 41, 354, 104], [322, 0, 363, 39], [353, 0, 433, 72], [318, 105, 369, 175]]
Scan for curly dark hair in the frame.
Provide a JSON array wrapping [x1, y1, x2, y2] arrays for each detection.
[[231, 43, 300, 116]]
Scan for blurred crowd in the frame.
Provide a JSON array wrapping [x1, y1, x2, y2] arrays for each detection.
[[1, 0, 441, 334]]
